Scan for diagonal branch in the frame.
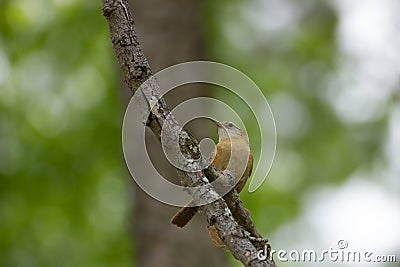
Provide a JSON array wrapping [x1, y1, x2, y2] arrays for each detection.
[[101, 0, 277, 266]]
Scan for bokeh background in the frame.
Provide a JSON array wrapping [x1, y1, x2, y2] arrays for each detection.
[[0, 0, 399, 267]]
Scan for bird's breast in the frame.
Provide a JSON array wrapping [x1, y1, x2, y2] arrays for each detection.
[[211, 136, 253, 192]]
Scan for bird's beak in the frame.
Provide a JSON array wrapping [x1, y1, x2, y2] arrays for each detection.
[[210, 118, 221, 128]]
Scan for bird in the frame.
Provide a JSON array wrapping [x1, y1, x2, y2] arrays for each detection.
[[171, 119, 253, 228]]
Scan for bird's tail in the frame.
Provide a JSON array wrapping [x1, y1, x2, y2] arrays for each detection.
[[170, 200, 199, 228]]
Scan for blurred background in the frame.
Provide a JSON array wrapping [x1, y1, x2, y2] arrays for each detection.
[[0, 0, 399, 267]]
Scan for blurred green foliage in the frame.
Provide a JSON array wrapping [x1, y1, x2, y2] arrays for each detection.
[[0, 0, 395, 266], [0, 1, 132, 266]]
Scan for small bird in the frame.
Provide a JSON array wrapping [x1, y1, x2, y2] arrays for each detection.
[[171, 120, 253, 228]]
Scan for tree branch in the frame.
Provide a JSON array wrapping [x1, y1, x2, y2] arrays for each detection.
[[101, 0, 276, 266]]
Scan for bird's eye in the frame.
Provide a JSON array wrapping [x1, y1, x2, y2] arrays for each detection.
[[228, 122, 233, 127]]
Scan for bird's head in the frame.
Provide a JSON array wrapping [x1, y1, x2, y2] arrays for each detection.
[[210, 119, 247, 142]]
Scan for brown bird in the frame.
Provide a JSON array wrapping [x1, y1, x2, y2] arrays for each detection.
[[171, 120, 253, 228]]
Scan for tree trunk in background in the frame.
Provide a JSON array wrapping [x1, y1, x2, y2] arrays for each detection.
[[126, 1, 229, 267]]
